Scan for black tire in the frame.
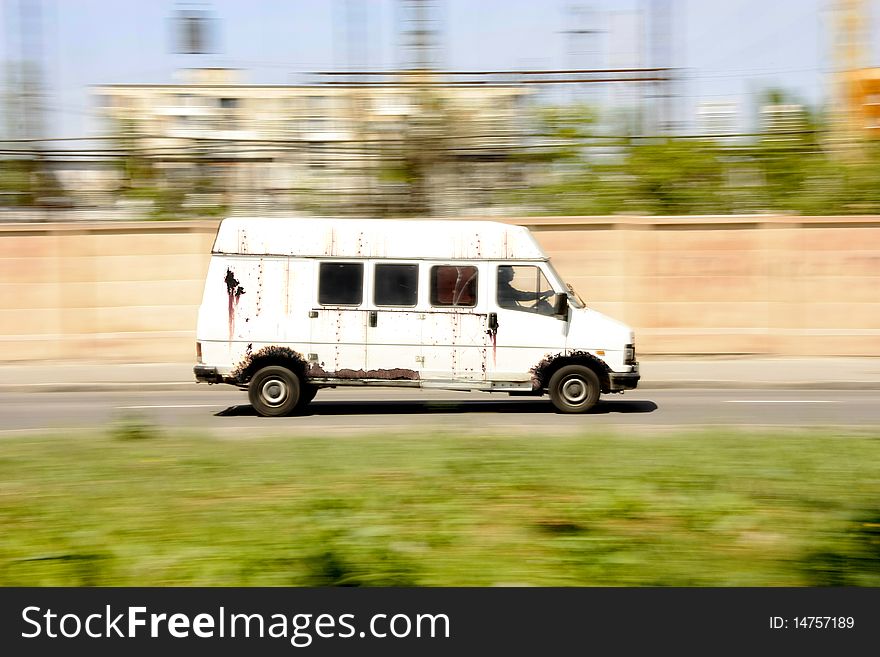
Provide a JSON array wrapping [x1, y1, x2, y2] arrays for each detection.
[[295, 384, 318, 411], [548, 365, 600, 413], [248, 365, 301, 417]]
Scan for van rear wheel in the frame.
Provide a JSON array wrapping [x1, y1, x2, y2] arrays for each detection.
[[548, 365, 600, 413], [249, 365, 301, 417]]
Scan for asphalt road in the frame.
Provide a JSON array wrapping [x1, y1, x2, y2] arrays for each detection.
[[2, 387, 879, 436]]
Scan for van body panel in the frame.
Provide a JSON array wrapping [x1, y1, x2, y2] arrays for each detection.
[[420, 308, 489, 381], [212, 217, 545, 261], [566, 308, 635, 372], [364, 307, 426, 378], [195, 217, 639, 412], [308, 308, 368, 375]]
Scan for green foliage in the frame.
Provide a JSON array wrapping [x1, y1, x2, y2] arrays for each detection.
[[623, 139, 727, 214], [513, 90, 880, 216], [0, 429, 877, 586], [0, 158, 67, 207], [526, 103, 597, 163], [0, 160, 37, 206]]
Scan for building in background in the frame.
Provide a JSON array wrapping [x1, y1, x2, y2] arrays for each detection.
[[759, 102, 808, 141], [695, 101, 739, 140], [843, 68, 880, 137], [94, 68, 531, 217]]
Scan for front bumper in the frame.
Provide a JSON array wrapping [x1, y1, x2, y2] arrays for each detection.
[[608, 364, 640, 391], [194, 364, 223, 384]]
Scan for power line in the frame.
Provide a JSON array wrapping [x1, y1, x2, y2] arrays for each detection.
[[313, 67, 671, 75]]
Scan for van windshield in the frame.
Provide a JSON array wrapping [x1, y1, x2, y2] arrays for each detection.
[[545, 260, 585, 309]]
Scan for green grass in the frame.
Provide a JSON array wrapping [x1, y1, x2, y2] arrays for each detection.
[[1, 426, 878, 586]]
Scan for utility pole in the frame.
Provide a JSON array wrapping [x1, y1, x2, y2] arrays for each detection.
[[4, 0, 50, 207], [338, 0, 372, 214], [561, 4, 602, 105], [17, 0, 46, 145], [646, 0, 674, 136], [397, 0, 443, 215], [399, 0, 440, 71]]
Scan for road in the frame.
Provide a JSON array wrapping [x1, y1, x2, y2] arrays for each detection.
[[2, 387, 879, 436]]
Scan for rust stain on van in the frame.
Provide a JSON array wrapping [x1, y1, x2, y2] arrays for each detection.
[[283, 259, 290, 316], [450, 313, 460, 372], [308, 363, 419, 380], [230, 345, 419, 383], [224, 268, 246, 340], [255, 260, 264, 316]]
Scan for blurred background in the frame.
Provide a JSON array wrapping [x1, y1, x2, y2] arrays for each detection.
[[1, 0, 879, 361], [2, 0, 880, 218]]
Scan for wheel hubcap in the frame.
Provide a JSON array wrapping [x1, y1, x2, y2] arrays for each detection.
[[561, 377, 587, 404], [261, 378, 288, 406]]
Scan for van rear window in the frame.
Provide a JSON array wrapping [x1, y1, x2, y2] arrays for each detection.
[[430, 265, 478, 307], [375, 264, 418, 307], [318, 262, 363, 305]]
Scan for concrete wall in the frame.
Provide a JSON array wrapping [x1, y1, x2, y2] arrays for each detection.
[[1, 216, 878, 362], [0, 221, 215, 362], [517, 216, 880, 356]]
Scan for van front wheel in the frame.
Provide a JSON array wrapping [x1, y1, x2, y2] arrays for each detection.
[[548, 365, 600, 413], [249, 365, 301, 417]]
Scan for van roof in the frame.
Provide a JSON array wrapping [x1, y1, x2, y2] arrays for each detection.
[[212, 217, 548, 261]]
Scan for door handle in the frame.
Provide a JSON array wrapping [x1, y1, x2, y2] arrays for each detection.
[[369, 311, 378, 328]]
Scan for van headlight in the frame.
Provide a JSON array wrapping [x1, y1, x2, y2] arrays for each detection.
[[624, 343, 636, 365]]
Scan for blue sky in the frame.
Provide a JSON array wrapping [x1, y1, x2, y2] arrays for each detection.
[[2, 0, 879, 137]]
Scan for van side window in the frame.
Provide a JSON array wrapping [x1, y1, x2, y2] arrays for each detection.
[[497, 265, 555, 316], [375, 264, 418, 307], [318, 262, 363, 305], [431, 265, 478, 307]]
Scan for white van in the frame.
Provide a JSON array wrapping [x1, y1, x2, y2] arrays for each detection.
[[194, 217, 639, 415]]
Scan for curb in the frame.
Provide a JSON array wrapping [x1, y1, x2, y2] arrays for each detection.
[[0, 382, 205, 393]]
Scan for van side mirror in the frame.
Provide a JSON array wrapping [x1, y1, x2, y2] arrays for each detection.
[[553, 293, 568, 318]]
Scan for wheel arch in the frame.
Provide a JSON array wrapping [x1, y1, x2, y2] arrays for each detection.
[[530, 351, 611, 393], [231, 345, 309, 385]]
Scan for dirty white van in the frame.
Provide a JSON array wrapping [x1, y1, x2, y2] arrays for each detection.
[[194, 217, 639, 415]]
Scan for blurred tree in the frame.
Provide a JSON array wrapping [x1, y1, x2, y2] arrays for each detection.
[[508, 87, 880, 217], [622, 139, 727, 215], [753, 88, 824, 213], [0, 159, 37, 206], [530, 103, 597, 164], [375, 88, 475, 216], [114, 118, 156, 194]]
